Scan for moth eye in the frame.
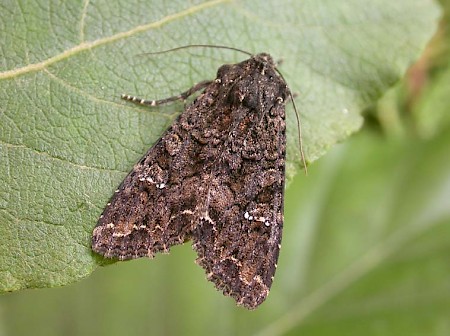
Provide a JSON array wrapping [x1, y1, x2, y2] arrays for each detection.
[[216, 64, 233, 80]]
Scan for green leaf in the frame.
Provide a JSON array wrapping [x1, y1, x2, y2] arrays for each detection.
[[0, 0, 440, 295]]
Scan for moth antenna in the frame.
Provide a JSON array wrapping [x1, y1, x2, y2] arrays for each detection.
[[138, 44, 253, 57], [276, 70, 308, 175], [290, 94, 308, 175]]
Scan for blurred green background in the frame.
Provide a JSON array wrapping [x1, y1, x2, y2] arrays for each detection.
[[2, 1, 450, 335]]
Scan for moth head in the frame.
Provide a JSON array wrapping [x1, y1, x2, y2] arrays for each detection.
[[252, 53, 276, 68]]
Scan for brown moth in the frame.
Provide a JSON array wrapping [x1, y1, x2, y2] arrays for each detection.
[[92, 50, 304, 309]]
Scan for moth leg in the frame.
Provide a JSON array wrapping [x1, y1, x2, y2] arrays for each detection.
[[121, 80, 213, 106]]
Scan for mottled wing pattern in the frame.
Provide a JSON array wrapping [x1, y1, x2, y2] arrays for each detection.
[[92, 79, 220, 259], [92, 54, 287, 309], [192, 54, 287, 309]]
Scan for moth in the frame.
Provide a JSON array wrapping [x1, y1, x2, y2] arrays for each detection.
[[92, 49, 305, 309]]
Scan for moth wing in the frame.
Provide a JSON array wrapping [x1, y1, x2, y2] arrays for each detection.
[[193, 89, 287, 309], [92, 75, 228, 260], [92, 123, 204, 260]]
